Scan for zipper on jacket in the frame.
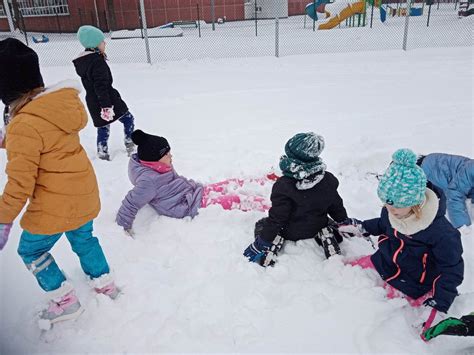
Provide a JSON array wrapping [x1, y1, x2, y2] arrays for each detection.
[[419, 253, 428, 283], [386, 229, 404, 283], [378, 235, 389, 245]]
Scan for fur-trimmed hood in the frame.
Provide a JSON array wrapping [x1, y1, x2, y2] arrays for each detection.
[[18, 80, 87, 134], [388, 188, 440, 235]]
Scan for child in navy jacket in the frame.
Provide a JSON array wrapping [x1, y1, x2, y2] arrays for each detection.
[[338, 149, 464, 335]]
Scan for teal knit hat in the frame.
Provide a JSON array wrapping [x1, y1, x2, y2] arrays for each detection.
[[377, 148, 427, 208], [279, 132, 327, 187], [77, 25, 105, 49], [284, 132, 325, 162]]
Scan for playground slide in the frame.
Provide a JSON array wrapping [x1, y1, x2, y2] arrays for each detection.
[[318, 1, 365, 30]]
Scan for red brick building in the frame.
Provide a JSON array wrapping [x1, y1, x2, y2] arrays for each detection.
[[0, 0, 309, 33]]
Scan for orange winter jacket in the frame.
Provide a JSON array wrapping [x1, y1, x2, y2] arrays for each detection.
[[0, 81, 100, 234]]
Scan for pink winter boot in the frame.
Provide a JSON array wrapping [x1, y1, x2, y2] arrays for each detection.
[[91, 273, 120, 300], [39, 281, 84, 329]]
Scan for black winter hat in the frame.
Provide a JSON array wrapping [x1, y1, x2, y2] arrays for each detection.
[[0, 38, 44, 105], [131, 129, 170, 162]]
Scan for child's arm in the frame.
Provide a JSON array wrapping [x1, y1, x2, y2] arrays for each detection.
[[328, 190, 348, 223], [446, 162, 473, 228], [116, 178, 156, 231], [0, 120, 42, 224], [361, 208, 387, 236], [260, 182, 293, 243], [90, 59, 113, 111], [428, 227, 464, 313]]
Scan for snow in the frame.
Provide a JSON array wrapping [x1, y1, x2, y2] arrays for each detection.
[[0, 41, 473, 353], [111, 27, 184, 39]]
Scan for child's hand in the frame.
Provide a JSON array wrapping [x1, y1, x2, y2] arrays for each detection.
[[100, 107, 115, 122], [0, 223, 12, 250], [337, 218, 368, 238], [124, 228, 135, 239]]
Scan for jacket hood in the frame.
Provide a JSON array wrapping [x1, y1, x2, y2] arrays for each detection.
[[18, 80, 87, 134], [73, 51, 100, 78]]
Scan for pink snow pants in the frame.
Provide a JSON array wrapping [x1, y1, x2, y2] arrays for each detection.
[[201, 174, 278, 212], [350, 255, 431, 307]]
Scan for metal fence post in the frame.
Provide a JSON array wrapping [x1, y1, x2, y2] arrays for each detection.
[[275, 17, 279, 58], [370, 0, 375, 28], [19, 10, 28, 45], [427, 3, 432, 26], [139, 0, 152, 64], [211, 0, 215, 31], [197, 3, 201, 37], [402, 0, 412, 50], [93, 0, 100, 28], [255, 0, 258, 36], [3, 0, 15, 33]]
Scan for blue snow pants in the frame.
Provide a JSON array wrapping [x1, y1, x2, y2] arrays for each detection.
[[17, 221, 110, 292]]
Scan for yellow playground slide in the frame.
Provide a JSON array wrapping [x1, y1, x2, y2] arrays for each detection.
[[318, 1, 365, 30]]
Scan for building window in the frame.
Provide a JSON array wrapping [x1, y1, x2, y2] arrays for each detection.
[[18, 0, 70, 17], [0, 4, 6, 17]]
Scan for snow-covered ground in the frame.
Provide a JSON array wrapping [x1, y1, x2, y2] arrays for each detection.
[[0, 45, 473, 353]]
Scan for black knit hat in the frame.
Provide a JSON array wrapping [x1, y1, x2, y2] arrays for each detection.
[[131, 129, 170, 162], [0, 38, 44, 105]]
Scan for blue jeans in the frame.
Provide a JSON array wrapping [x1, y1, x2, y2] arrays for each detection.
[[97, 111, 135, 154], [17, 221, 110, 292]]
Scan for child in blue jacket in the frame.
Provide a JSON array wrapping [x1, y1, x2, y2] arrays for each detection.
[[417, 153, 473, 231], [339, 149, 464, 334]]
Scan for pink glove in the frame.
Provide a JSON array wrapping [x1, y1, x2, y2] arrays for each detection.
[[100, 107, 115, 122], [0, 223, 12, 250]]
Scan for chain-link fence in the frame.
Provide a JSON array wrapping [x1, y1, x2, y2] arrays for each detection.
[[0, 0, 472, 66]]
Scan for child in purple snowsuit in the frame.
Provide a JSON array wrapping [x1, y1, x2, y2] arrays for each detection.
[[116, 130, 272, 235]]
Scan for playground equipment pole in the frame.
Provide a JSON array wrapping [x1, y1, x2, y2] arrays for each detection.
[[3, 0, 15, 33], [427, 3, 432, 26], [402, 0, 412, 50], [370, 0, 375, 28], [139, 0, 151, 64], [211, 0, 215, 31], [275, 18, 279, 58], [313, 0, 316, 31], [197, 3, 201, 38]]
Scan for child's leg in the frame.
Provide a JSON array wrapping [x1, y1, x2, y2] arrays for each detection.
[[118, 112, 135, 144], [202, 194, 270, 212], [64, 221, 110, 280], [349, 255, 375, 269], [202, 192, 241, 210], [382, 281, 431, 307], [97, 125, 111, 157], [238, 195, 271, 212], [119, 112, 135, 156], [17, 231, 66, 292]]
